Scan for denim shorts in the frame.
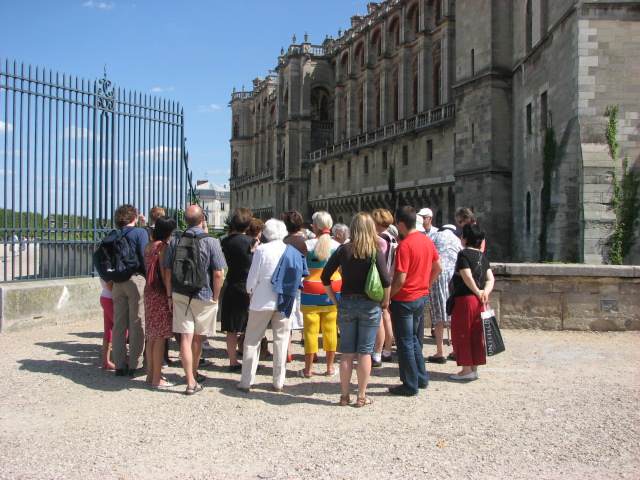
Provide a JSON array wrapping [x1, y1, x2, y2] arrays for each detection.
[[337, 296, 381, 354]]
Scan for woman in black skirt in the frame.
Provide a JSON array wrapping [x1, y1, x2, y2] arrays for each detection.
[[220, 207, 255, 372]]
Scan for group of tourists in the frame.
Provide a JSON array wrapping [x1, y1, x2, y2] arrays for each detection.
[[96, 202, 495, 404]]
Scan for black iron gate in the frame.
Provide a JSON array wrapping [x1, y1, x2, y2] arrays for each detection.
[[0, 59, 195, 282]]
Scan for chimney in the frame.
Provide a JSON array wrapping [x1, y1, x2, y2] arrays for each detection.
[[197, 180, 207, 186], [351, 15, 363, 28], [367, 3, 379, 15]]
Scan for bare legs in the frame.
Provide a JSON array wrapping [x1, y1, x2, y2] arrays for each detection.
[[434, 322, 445, 357], [101, 340, 114, 370], [145, 338, 169, 386], [226, 332, 241, 367], [181, 333, 205, 387], [340, 353, 372, 400]]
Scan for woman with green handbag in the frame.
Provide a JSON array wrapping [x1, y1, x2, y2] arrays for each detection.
[[321, 212, 392, 407]]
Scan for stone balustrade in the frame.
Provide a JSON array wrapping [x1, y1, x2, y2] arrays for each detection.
[[307, 103, 455, 162], [230, 168, 274, 188]]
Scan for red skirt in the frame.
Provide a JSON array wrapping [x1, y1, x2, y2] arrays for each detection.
[[451, 295, 486, 367]]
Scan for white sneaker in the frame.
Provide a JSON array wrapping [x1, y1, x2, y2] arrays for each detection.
[[202, 340, 214, 351]]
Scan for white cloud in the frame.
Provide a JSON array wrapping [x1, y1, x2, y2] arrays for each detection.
[[197, 104, 222, 113], [83, 0, 115, 9], [63, 126, 95, 140], [0, 121, 13, 134], [150, 86, 174, 93]]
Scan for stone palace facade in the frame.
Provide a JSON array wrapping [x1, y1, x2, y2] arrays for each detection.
[[229, 0, 640, 263]]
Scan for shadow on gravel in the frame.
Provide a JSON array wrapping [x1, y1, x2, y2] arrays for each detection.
[[68, 331, 103, 339], [213, 374, 336, 406], [17, 340, 151, 392]]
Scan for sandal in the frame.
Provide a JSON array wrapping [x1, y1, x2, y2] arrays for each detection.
[[339, 394, 351, 406], [296, 369, 313, 379], [184, 383, 203, 395], [354, 396, 373, 407]]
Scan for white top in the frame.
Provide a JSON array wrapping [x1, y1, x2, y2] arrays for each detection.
[[246, 240, 287, 311], [304, 237, 341, 255], [99, 278, 113, 299]]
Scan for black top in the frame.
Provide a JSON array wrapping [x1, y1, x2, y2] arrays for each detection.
[[321, 243, 392, 295], [451, 248, 490, 298], [220, 233, 254, 284]]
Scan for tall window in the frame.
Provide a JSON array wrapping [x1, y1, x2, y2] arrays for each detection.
[[526, 103, 532, 134], [427, 139, 433, 162], [382, 151, 388, 171], [331, 164, 335, 182], [541, 91, 548, 131], [347, 160, 352, 178], [526, 192, 531, 234], [402, 146, 409, 166], [526, 0, 533, 52], [540, 0, 549, 36], [471, 49, 475, 76], [364, 156, 369, 175], [318, 168, 322, 185]]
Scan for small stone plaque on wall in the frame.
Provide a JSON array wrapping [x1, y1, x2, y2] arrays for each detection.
[[601, 299, 618, 311]]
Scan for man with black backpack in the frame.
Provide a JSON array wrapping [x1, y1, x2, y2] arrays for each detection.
[[108, 204, 148, 377], [163, 205, 226, 395]]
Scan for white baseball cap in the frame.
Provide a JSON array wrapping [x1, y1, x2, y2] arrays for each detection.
[[417, 207, 433, 218]]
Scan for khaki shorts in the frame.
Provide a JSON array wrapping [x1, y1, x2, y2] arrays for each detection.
[[172, 293, 218, 336]]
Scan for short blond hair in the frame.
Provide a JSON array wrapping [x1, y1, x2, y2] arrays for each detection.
[[371, 208, 394, 228]]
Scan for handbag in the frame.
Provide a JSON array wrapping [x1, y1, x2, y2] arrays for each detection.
[[146, 243, 166, 295], [482, 307, 505, 356], [364, 251, 384, 301]]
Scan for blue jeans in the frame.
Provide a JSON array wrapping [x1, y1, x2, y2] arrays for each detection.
[[391, 296, 429, 393], [337, 297, 381, 354]]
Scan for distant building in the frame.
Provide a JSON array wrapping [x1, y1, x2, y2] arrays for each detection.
[[229, 0, 640, 264], [195, 181, 230, 231]]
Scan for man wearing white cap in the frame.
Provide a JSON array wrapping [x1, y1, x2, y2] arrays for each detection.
[[417, 208, 438, 235]]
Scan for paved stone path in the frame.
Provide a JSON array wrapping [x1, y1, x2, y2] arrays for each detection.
[[0, 318, 638, 479]]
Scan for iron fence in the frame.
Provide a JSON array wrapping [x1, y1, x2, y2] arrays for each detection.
[[0, 59, 195, 282]]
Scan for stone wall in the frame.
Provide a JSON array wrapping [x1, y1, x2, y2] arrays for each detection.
[[491, 263, 640, 331], [0, 278, 102, 333]]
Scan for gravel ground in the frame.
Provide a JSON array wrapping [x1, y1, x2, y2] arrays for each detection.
[[0, 318, 638, 480]]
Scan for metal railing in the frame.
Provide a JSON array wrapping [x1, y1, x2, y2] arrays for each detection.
[[0, 59, 194, 282]]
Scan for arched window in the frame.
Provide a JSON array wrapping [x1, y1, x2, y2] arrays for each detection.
[[371, 29, 382, 59], [432, 62, 441, 106], [341, 53, 349, 77], [388, 17, 400, 48], [392, 70, 399, 121], [355, 43, 365, 70], [407, 2, 420, 38], [375, 86, 381, 128]]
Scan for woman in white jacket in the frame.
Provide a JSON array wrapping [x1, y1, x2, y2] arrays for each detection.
[[237, 219, 291, 393]]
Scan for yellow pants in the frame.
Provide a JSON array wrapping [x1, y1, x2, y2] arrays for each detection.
[[301, 305, 338, 354]]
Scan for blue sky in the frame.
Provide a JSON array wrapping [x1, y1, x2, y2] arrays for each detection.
[[1, 0, 366, 187]]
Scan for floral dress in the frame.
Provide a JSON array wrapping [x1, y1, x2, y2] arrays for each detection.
[[144, 241, 172, 339], [428, 230, 463, 326]]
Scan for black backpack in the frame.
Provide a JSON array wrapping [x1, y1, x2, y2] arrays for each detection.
[[93, 229, 140, 282], [171, 231, 209, 302]]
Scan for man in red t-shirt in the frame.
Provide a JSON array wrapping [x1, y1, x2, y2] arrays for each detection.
[[389, 206, 442, 396]]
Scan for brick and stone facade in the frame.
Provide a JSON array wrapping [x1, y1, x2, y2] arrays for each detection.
[[229, 0, 640, 264]]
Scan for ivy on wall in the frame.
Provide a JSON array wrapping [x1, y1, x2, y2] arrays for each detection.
[[606, 105, 640, 265], [539, 118, 557, 262]]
